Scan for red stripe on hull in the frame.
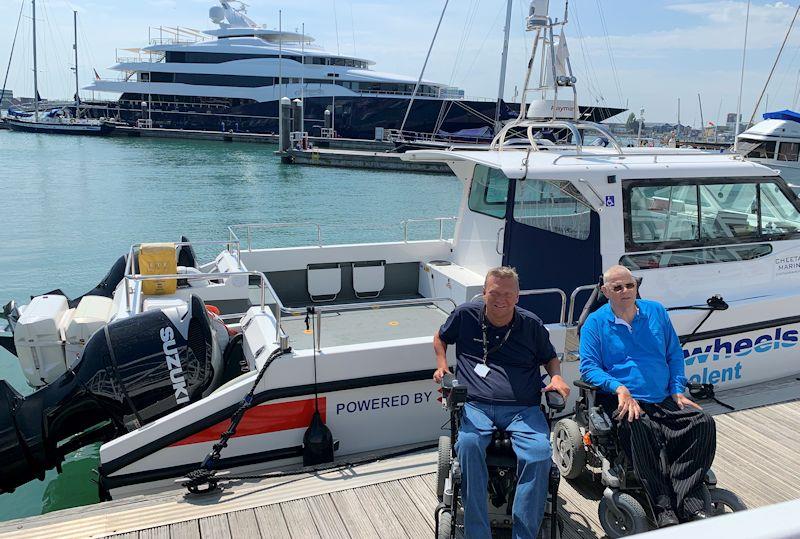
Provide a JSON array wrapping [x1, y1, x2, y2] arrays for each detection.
[[171, 397, 326, 447]]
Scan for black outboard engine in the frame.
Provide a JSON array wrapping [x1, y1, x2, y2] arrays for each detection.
[[0, 295, 224, 494]]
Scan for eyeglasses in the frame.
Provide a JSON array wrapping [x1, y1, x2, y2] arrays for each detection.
[[610, 282, 636, 293]]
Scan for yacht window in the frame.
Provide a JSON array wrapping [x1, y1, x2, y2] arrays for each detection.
[[777, 142, 800, 161], [621, 244, 772, 270], [744, 140, 776, 159], [468, 166, 509, 219], [513, 179, 592, 240], [628, 185, 699, 244], [625, 178, 800, 253]]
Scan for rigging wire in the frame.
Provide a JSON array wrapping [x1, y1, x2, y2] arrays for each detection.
[[747, 2, 800, 127], [448, 0, 481, 88], [594, 0, 624, 105], [1, 0, 26, 105], [570, 1, 604, 104], [349, 0, 357, 57], [333, 0, 341, 56], [457, 3, 505, 90]]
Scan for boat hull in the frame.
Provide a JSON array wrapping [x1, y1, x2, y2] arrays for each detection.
[[3, 118, 114, 136], [79, 96, 624, 139]]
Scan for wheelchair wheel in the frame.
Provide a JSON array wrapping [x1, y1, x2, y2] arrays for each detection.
[[598, 493, 649, 538], [553, 419, 586, 480], [709, 487, 747, 515], [437, 509, 452, 539], [436, 435, 452, 501]]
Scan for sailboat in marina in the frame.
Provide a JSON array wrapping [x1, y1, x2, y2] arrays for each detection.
[[3, 2, 113, 135]]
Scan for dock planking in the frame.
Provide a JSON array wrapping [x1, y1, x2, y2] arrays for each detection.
[[1, 379, 798, 539]]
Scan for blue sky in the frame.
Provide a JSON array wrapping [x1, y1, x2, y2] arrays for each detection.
[[1, 0, 800, 123]]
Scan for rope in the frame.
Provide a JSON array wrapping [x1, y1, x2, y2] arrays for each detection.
[[183, 345, 291, 494]]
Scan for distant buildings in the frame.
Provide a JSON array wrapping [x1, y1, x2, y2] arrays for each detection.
[[0, 89, 12, 108]]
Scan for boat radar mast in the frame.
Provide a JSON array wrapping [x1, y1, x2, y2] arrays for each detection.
[[209, 1, 258, 29], [515, 0, 578, 123]]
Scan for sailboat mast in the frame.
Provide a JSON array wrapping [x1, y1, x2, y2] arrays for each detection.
[[494, 0, 513, 133], [32, 0, 39, 121], [73, 11, 79, 105]]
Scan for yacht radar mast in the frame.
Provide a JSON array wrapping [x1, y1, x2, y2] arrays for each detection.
[[210, 1, 258, 29]]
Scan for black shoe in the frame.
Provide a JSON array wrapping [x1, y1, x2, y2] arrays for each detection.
[[656, 510, 680, 528]]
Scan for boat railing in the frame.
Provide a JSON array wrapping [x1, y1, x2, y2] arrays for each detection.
[[471, 288, 567, 324], [287, 297, 458, 352], [567, 284, 599, 325], [402, 217, 457, 242], [229, 222, 323, 251], [228, 218, 457, 252], [491, 120, 625, 155], [125, 240, 242, 278]]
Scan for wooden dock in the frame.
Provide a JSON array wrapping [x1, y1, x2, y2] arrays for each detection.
[[1, 376, 798, 539]]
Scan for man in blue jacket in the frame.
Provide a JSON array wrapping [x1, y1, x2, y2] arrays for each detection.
[[579, 265, 716, 528]]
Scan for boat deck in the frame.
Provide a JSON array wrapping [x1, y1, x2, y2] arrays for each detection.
[[1, 376, 798, 539], [281, 304, 449, 350]]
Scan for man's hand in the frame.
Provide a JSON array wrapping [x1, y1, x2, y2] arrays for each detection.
[[673, 393, 702, 410], [616, 385, 643, 422], [433, 366, 452, 383], [543, 374, 570, 399]]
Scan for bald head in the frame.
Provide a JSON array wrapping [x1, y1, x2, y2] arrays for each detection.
[[601, 265, 638, 311], [603, 265, 634, 285]]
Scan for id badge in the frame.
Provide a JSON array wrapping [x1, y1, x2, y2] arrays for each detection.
[[474, 363, 490, 378]]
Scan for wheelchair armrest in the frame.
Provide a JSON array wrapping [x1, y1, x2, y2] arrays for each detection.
[[442, 372, 455, 389], [441, 373, 467, 410], [544, 390, 566, 413], [574, 380, 601, 392], [588, 407, 614, 436]]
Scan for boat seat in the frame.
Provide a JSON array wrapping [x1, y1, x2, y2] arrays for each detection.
[[307, 263, 342, 302], [352, 260, 385, 299]]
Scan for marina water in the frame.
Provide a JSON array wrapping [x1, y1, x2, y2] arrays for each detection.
[[0, 130, 461, 521]]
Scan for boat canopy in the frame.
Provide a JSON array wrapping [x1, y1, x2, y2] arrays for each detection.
[[763, 109, 800, 122]]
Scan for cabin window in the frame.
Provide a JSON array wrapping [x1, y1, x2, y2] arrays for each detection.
[[624, 178, 800, 255], [621, 244, 773, 270], [743, 139, 776, 159], [777, 142, 800, 161], [513, 179, 592, 240], [628, 184, 699, 244], [468, 166, 509, 219]]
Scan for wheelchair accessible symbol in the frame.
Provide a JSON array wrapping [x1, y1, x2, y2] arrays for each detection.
[[605, 195, 615, 207]]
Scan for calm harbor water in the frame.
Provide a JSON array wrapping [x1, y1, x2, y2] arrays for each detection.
[[0, 129, 461, 521]]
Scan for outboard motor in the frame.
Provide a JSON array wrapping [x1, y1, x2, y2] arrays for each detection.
[[0, 295, 225, 494]]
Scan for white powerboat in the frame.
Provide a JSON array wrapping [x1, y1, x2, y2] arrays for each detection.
[[1, 118, 798, 499], [2, 6, 799, 503], [737, 110, 800, 182]]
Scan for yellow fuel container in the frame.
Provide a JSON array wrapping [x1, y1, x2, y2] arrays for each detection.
[[139, 243, 177, 295]]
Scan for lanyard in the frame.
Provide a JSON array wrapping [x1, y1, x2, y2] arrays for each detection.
[[480, 309, 513, 365]]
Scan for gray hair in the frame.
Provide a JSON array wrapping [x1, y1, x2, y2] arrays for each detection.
[[485, 266, 519, 288]]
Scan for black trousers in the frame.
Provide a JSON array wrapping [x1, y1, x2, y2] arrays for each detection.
[[599, 395, 717, 517]]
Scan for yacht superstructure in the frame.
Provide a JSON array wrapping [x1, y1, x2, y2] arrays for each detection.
[[84, 1, 622, 138], [738, 110, 800, 183]]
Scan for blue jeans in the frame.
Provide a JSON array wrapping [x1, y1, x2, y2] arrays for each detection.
[[455, 401, 552, 539]]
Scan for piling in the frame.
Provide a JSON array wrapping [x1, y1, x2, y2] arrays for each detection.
[[279, 97, 292, 162]]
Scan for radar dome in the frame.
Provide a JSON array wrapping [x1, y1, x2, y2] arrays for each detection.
[[209, 6, 225, 24]]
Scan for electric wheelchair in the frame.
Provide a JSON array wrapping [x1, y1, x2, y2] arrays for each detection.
[[434, 373, 565, 539], [551, 380, 747, 537]]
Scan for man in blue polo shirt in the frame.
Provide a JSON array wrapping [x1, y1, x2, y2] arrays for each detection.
[[580, 265, 716, 528], [433, 266, 569, 539]]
